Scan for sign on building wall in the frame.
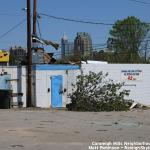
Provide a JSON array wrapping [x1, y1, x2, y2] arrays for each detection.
[[121, 70, 143, 81], [0, 50, 9, 62]]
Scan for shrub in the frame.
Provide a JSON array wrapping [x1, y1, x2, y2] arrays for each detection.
[[66, 71, 132, 111]]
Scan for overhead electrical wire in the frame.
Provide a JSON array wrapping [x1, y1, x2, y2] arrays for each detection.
[[0, 13, 22, 16], [37, 18, 45, 49], [0, 18, 26, 40], [128, 0, 150, 5], [39, 13, 114, 26], [39, 13, 150, 26], [37, 19, 42, 40], [53, 48, 150, 57]]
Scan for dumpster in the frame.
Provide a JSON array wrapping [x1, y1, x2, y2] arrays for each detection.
[[0, 74, 11, 109], [0, 90, 11, 109]]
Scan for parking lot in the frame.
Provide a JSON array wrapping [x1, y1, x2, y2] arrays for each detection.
[[0, 109, 150, 150]]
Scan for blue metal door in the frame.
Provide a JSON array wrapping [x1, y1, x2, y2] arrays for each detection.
[[51, 75, 63, 108]]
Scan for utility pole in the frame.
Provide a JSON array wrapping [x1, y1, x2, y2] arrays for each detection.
[[33, 0, 37, 35], [27, 0, 32, 107], [32, 0, 38, 49]]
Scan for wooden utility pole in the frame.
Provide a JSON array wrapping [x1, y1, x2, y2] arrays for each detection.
[[27, 0, 32, 107], [32, 0, 38, 49], [33, 0, 37, 35]]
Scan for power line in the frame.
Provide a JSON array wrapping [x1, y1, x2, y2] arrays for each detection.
[[53, 48, 150, 58], [61, 43, 107, 46], [0, 19, 26, 40], [37, 18, 44, 49], [60, 39, 149, 47], [39, 13, 150, 26], [39, 13, 114, 26], [37, 19, 42, 39], [128, 0, 150, 5], [0, 13, 22, 16]]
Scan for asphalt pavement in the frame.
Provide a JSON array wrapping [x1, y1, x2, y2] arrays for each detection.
[[0, 109, 150, 150]]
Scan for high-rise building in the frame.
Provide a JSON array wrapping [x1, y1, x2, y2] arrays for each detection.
[[61, 34, 74, 59], [9, 46, 27, 65], [74, 32, 92, 59]]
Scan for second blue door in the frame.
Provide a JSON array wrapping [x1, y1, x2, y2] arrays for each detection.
[[51, 75, 63, 108]]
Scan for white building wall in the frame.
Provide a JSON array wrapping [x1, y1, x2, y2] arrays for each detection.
[[0, 66, 26, 107], [65, 69, 81, 105], [35, 70, 48, 107], [21, 68, 26, 107], [35, 69, 80, 108], [35, 64, 150, 108], [81, 64, 150, 106]]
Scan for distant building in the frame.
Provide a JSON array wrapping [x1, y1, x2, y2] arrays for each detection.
[[74, 32, 92, 59], [0, 50, 9, 66], [61, 34, 74, 59], [9, 46, 27, 65]]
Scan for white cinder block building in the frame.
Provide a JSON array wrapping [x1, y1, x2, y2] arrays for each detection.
[[0, 64, 150, 108], [32, 65, 80, 108]]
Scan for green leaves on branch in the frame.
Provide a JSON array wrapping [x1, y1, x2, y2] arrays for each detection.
[[67, 71, 132, 111], [107, 16, 150, 63]]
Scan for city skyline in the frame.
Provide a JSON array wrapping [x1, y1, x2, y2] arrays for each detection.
[[61, 32, 93, 59], [0, 0, 149, 54]]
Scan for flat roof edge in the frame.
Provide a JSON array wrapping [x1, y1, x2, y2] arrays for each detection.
[[33, 64, 80, 71]]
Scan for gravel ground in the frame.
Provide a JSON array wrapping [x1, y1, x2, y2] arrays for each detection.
[[0, 109, 150, 150]]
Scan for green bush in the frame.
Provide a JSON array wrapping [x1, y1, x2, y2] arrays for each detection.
[[66, 71, 132, 111]]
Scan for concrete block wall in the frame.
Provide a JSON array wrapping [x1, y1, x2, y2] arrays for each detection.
[[81, 64, 150, 106], [35, 69, 80, 108], [34, 65, 80, 108], [0, 66, 26, 107], [1, 64, 149, 108]]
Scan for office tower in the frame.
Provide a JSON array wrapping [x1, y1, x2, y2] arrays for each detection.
[[74, 32, 92, 59], [61, 34, 74, 59]]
